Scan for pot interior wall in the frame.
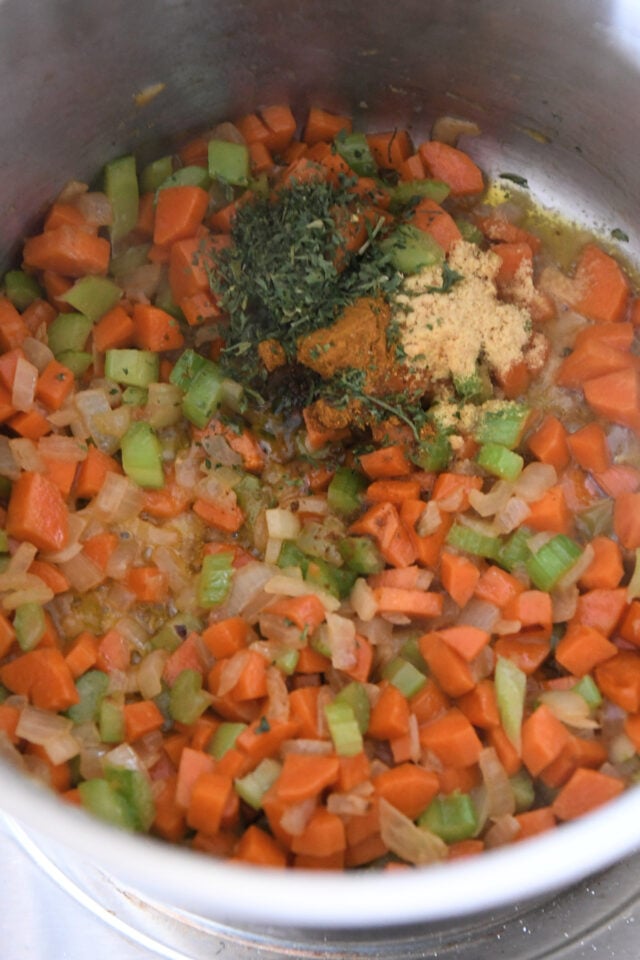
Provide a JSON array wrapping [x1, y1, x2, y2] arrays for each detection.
[[1, 0, 639, 268]]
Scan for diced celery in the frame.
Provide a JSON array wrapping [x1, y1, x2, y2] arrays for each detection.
[[13, 602, 45, 651], [4, 269, 41, 310], [198, 551, 234, 608], [334, 681, 370, 734], [140, 155, 174, 193], [79, 778, 137, 830], [220, 377, 245, 414], [104, 155, 139, 243], [324, 700, 364, 756], [572, 674, 603, 710], [208, 139, 250, 187], [150, 612, 203, 651], [455, 218, 484, 245], [382, 656, 427, 698], [145, 382, 183, 429], [334, 131, 377, 177], [497, 528, 531, 572], [510, 770, 535, 813], [412, 430, 452, 471], [0, 529, 9, 553], [169, 669, 212, 724], [327, 467, 367, 516], [235, 473, 269, 529], [306, 556, 357, 600], [182, 363, 225, 428], [418, 792, 478, 843], [104, 766, 155, 832], [380, 224, 444, 274], [56, 349, 93, 377], [154, 275, 184, 320], [274, 648, 300, 675], [47, 312, 93, 357], [400, 636, 428, 672], [476, 443, 524, 481], [446, 523, 501, 560], [453, 366, 492, 403], [105, 348, 159, 387], [168, 347, 214, 389], [495, 655, 526, 750], [122, 386, 148, 406], [156, 164, 211, 193], [277, 540, 309, 573], [67, 669, 109, 724], [234, 757, 281, 809], [391, 179, 450, 207], [209, 721, 247, 759], [99, 698, 125, 743], [338, 536, 384, 575], [526, 535, 582, 591], [60, 276, 122, 322], [121, 421, 165, 489], [474, 403, 530, 450]]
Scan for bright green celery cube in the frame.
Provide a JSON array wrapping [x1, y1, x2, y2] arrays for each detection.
[[476, 442, 524, 481], [4, 269, 42, 310], [235, 757, 281, 809], [198, 551, 234, 608], [47, 312, 93, 357], [120, 421, 164, 489], [208, 139, 250, 187], [324, 700, 364, 756], [104, 348, 159, 387], [104, 154, 139, 243], [334, 131, 377, 177], [169, 669, 212, 724], [61, 276, 122, 322], [419, 792, 478, 843], [380, 224, 444, 274]]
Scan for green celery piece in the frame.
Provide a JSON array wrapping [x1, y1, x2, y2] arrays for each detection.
[[526, 535, 582, 591], [334, 681, 371, 734], [13, 602, 45, 652], [572, 674, 603, 710], [338, 536, 384, 575], [47, 312, 93, 357], [67, 669, 110, 724], [182, 363, 225, 428], [327, 466, 367, 516], [154, 274, 184, 320], [306, 556, 357, 600], [380, 224, 444, 274], [476, 443, 524, 481], [122, 385, 148, 406], [99, 698, 125, 743], [455, 218, 484, 245], [418, 792, 478, 843], [208, 139, 250, 187], [324, 700, 364, 756], [198, 551, 234, 608], [140, 155, 174, 193], [56, 350, 93, 377], [446, 523, 501, 560], [4, 269, 41, 310], [391, 179, 450, 207], [495, 655, 526, 750], [105, 348, 159, 387], [105, 766, 155, 832], [235, 473, 269, 529], [235, 757, 281, 809], [274, 647, 300, 675], [277, 540, 309, 573], [105, 155, 139, 243], [510, 770, 535, 812], [334, 131, 377, 177], [156, 164, 211, 193], [209, 721, 247, 759], [400, 636, 428, 672], [412, 430, 452, 471], [474, 403, 530, 450], [453, 366, 492, 403], [220, 377, 245, 414], [169, 669, 212, 724], [121, 421, 164, 489], [0, 529, 9, 553], [110, 243, 152, 279], [382, 656, 427, 698], [150, 612, 203, 651], [79, 778, 137, 830], [61, 276, 121, 323], [169, 348, 210, 390], [497, 528, 531, 572]]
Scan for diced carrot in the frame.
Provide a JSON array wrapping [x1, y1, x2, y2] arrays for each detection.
[[411, 197, 462, 254], [570, 243, 629, 324], [359, 444, 413, 479], [555, 622, 617, 676], [419, 708, 483, 767], [288, 686, 323, 740], [556, 340, 638, 389], [153, 186, 209, 246], [34, 359, 75, 411], [9, 408, 52, 440], [614, 491, 640, 549], [474, 565, 524, 609], [372, 587, 443, 618], [64, 631, 99, 678], [574, 320, 634, 351], [125, 565, 168, 603], [373, 763, 439, 820], [432, 472, 483, 510], [620, 602, 640, 648], [552, 767, 624, 821], [201, 617, 249, 659], [133, 303, 185, 352], [75, 446, 122, 499], [186, 770, 234, 835], [574, 587, 627, 636], [92, 305, 135, 352], [418, 140, 484, 196], [234, 824, 287, 867], [458, 679, 500, 729], [28, 559, 70, 595], [409, 678, 450, 724], [440, 551, 480, 608], [437, 625, 490, 662], [23, 225, 110, 277], [521, 704, 572, 776], [193, 497, 245, 533], [259, 105, 297, 154], [492, 634, 551, 676], [493, 242, 534, 286], [275, 753, 340, 804], [419, 632, 476, 697], [566, 422, 611, 474], [438, 763, 481, 796], [303, 108, 352, 145], [96, 629, 131, 674], [488, 725, 522, 776], [503, 590, 552, 629], [81, 532, 119, 572], [0, 612, 16, 660], [478, 213, 541, 253], [236, 718, 300, 767], [515, 807, 556, 841], [294, 645, 331, 674], [22, 298, 56, 333], [0, 648, 78, 711], [495, 359, 532, 399], [527, 414, 570, 470], [341, 633, 374, 684], [0, 297, 28, 351], [398, 153, 426, 181], [0, 703, 20, 743], [365, 478, 422, 503], [123, 700, 165, 742], [6, 470, 69, 553], [179, 291, 221, 326], [337, 752, 371, 793], [583, 368, 640, 434], [368, 683, 411, 740], [41, 456, 77, 498], [290, 807, 346, 857], [525, 485, 571, 534]]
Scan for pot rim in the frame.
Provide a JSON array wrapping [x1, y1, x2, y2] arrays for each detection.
[[2, 761, 639, 928]]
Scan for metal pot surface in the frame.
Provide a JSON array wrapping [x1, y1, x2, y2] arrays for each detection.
[[1, 0, 640, 933]]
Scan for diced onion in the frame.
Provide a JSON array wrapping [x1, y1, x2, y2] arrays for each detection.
[[8, 541, 39, 575], [280, 797, 315, 836], [280, 738, 335, 756], [266, 665, 290, 721], [94, 473, 144, 522], [494, 496, 531, 534], [12, 357, 38, 411], [37, 434, 88, 462], [22, 337, 54, 372], [431, 115, 481, 145], [551, 585, 578, 623], [458, 598, 500, 633], [609, 732, 636, 765], [104, 743, 143, 772], [213, 121, 246, 144], [417, 501, 443, 536], [379, 798, 447, 865], [59, 552, 104, 591], [324, 612, 358, 670], [350, 577, 377, 622], [138, 650, 169, 700], [484, 813, 520, 848], [327, 792, 370, 816], [514, 463, 557, 502], [75, 191, 113, 226], [122, 263, 162, 303], [265, 508, 301, 540], [9, 437, 44, 472], [556, 543, 595, 590], [0, 436, 20, 480], [538, 690, 599, 730], [469, 481, 514, 519], [263, 573, 341, 612], [16, 706, 80, 764], [478, 747, 516, 823]]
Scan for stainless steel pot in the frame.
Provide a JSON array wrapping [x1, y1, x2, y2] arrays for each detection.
[[1, 0, 640, 934]]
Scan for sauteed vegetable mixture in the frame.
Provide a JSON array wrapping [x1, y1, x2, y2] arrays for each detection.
[[1, 104, 640, 869]]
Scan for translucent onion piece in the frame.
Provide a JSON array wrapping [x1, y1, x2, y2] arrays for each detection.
[[59, 552, 104, 592], [56, 179, 88, 203], [431, 115, 481, 145], [12, 357, 38, 411], [478, 747, 516, 821], [609, 732, 637, 765], [417, 501, 443, 536], [122, 263, 162, 303], [324, 612, 358, 670], [138, 650, 169, 700], [105, 539, 139, 580], [514, 462, 557, 502], [7, 541, 38, 575], [556, 543, 595, 590], [280, 798, 316, 836], [134, 729, 164, 770], [1, 576, 54, 610], [37, 434, 87, 462], [9, 437, 44, 472], [104, 743, 143, 772], [458, 598, 500, 633], [213, 121, 246, 144], [538, 690, 599, 731], [114, 617, 149, 651], [551, 585, 578, 623], [22, 337, 54, 373], [16, 705, 73, 743], [0, 436, 20, 480], [265, 508, 301, 540], [379, 798, 447, 865], [217, 650, 249, 697], [75, 190, 113, 226], [221, 561, 275, 617], [200, 433, 243, 468], [263, 573, 340, 612], [41, 513, 88, 563], [280, 739, 335, 757], [327, 792, 370, 816], [469, 481, 514, 519], [94, 472, 144, 521], [265, 665, 290, 722], [350, 577, 377, 622], [484, 813, 520, 848], [257, 612, 302, 647], [494, 496, 531, 535]]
